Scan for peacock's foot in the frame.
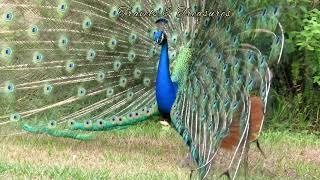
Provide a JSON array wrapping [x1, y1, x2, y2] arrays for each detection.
[[179, 153, 192, 168], [160, 117, 170, 126]]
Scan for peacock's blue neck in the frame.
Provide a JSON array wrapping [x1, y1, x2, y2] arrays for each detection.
[[156, 41, 178, 116]]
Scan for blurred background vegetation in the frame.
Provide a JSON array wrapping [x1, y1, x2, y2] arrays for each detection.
[[255, 0, 320, 134]]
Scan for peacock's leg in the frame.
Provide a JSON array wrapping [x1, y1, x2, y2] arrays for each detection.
[[160, 118, 170, 126], [220, 170, 232, 180], [244, 143, 249, 180], [159, 113, 171, 126], [180, 153, 192, 168], [255, 139, 266, 158]]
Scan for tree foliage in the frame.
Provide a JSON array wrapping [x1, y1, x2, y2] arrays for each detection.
[[258, 0, 320, 133]]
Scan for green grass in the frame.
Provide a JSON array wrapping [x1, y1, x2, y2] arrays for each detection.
[[0, 118, 320, 179]]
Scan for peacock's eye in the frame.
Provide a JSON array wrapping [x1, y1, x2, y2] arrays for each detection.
[[273, 6, 279, 15], [262, 9, 267, 16], [7, 84, 13, 91], [78, 87, 86, 96], [276, 36, 281, 44], [31, 25, 39, 33], [5, 48, 11, 55], [57, 3, 69, 14], [47, 87, 50, 90], [4, 12, 13, 21]]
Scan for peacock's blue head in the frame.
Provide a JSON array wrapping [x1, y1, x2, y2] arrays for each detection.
[[153, 18, 168, 46], [153, 31, 167, 45]]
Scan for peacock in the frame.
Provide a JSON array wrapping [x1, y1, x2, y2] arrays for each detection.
[[0, 0, 284, 179]]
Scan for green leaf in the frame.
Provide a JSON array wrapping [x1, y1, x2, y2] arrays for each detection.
[[313, 76, 320, 85]]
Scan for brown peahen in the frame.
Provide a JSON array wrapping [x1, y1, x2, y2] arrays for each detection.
[[0, 0, 284, 179]]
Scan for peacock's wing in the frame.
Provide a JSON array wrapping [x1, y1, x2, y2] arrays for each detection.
[[170, 1, 283, 179], [0, 0, 175, 138]]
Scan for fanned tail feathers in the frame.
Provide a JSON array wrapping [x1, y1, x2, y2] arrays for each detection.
[[0, 0, 160, 138]]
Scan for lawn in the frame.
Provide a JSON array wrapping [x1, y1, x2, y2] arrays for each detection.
[[0, 117, 319, 179]]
